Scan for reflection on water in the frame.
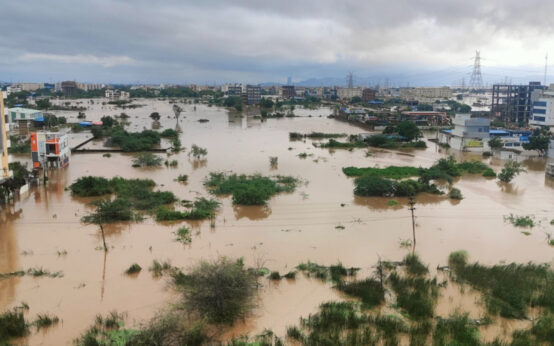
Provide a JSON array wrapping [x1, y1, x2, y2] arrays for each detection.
[[233, 205, 272, 220]]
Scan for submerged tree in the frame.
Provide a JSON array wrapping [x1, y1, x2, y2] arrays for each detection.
[[81, 199, 133, 251], [498, 160, 526, 183], [189, 145, 207, 159]]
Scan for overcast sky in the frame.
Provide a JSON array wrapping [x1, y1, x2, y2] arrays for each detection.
[[1, 0, 553, 86]]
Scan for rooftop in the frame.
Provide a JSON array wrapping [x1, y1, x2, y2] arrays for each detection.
[[7, 107, 42, 114]]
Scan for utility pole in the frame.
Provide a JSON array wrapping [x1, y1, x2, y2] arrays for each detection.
[[408, 196, 416, 248]]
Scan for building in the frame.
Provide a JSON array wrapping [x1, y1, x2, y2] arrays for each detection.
[[491, 82, 546, 124], [337, 87, 362, 100], [400, 111, 448, 125], [30, 132, 70, 169], [227, 85, 243, 97], [399, 87, 452, 101], [77, 83, 104, 91], [245, 85, 261, 105], [0, 96, 12, 183], [362, 88, 376, 102], [12, 83, 44, 91], [529, 91, 554, 128], [105, 89, 130, 100], [7, 108, 44, 135], [438, 114, 490, 151], [281, 85, 296, 99], [61, 81, 78, 97]]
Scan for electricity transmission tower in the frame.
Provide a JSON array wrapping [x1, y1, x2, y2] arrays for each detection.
[[347, 72, 354, 88], [469, 50, 484, 90]]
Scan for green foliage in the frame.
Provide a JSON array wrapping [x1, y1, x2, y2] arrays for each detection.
[[318, 138, 367, 149], [296, 261, 358, 284], [155, 197, 219, 221], [189, 144, 208, 159], [397, 121, 423, 141], [488, 137, 503, 150], [449, 187, 463, 200], [354, 175, 439, 197], [132, 153, 163, 167], [149, 260, 172, 277], [204, 172, 298, 205], [160, 128, 178, 138], [432, 314, 481, 345], [75, 311, 131, 345], [482, 168, 496, 177], [389, 272, 439, 319], [100, 115, 116, 128], [172, 257, 257, 324], [343, 166, 420, 179], [448, 252, 554, 318], [498, 160, 526, 182], [269, 271, 281, 280], [176, 174, 188, 183], [149, 112, 161, 121], [404, 253, 428, 276], [289, 132, 347, 140], [125, 313, 207, 346], [108, 127, 161, 152], [504, 214, 535, 227], [174, 227, 192, 244], [0, 309, 28, 342], [81, 198, 134, 224], [523, 135, 550, 155], [125, 263, 142, 275], [7, 137, 31, 154], [33, 313, 60, 330], [337, 279, 385, 309]]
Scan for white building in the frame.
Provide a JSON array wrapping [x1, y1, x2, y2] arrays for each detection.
[[438, 113, 490, 151], [399, 87, 452, 102], [529, 91, 554, 128], [337, 87, 362, 100], [105, 89, 130, 100]]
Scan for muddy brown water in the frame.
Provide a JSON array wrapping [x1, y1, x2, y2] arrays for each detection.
[[2, 99, 554, 344]]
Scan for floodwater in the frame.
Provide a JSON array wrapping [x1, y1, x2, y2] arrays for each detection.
[[2, 99, 554, 344]]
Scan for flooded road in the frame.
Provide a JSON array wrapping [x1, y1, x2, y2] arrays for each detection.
[[1, 99, 554, 344]]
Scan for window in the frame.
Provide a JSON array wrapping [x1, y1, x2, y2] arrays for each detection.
[[533, 108, 546, 114], [534, 116, 546, 122], [534, 101, 547, 107]]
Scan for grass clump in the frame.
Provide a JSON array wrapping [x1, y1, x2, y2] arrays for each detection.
[[132, 152, 163, 167], [27, 267, 63, 278], [125, 312, 207, 346], [149, 260, 172, 277], [189, 144, 207, 159], [155, 197, 219, 221], [171, 257, 257, 324], [448, 251, 554, 318], [0, 309, 28, 342], [125, 263, 142, 275], [337, 279, 385, 309], [403, 253, 428, 276], [176, 174, 188, 183], [75, 311, 132, 345], [432, 313, 480, 345], [296, 261, 359, 284], [33, 313, 60, 330], [343, 166, 420, 179], [284, 271, 296, 279], [389, 272, 438, 319], [204, 172, 299, 205], [174, 227, 192, 244], [504, 214, 535, 227]]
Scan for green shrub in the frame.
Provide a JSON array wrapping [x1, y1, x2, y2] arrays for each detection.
[[204, 173, 298, 205], [132, 153, 162, 167], [342, 166, 420, 179], [70, 176, 113, 196], [449, 188, 463, 200], [337, 279, 384, 309], [108, 127, 161, 152], [504, 214, 535, 227], [0, 309, 28, 342], [172, 257, 257, 324], [432, 314, 481, 345], [125, 263, 142, 275]]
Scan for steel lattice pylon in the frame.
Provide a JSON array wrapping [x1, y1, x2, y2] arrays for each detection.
[[469, 50, 484, 89]]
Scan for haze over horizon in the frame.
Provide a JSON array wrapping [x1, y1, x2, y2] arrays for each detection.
[[1, 0, 554, 86]]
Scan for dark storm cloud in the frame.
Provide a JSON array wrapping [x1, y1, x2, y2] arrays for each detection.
[[0, 0, 552, 84]]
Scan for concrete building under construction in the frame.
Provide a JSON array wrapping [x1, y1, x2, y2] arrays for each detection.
[[491, 82, 546, 124], [30, 132, 70, 169]]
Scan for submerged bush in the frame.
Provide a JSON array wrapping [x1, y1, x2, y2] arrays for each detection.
[[125, 263, 142, 275], [354, 175, 439, 197], [107, 127, 161, 152], [172, 257, 257, 324], [432, 314, 481, 345], [204, 173, 299, 205], [337, 279, 385, 309], [449, 187, 463, 200], [0, 309, 28, 342], [504, 214, 535, 227], [132, 153, 163, 167], [448, 251, 554, 318]]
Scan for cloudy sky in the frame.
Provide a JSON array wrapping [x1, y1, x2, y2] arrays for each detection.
[[1, 0, 553, 86]]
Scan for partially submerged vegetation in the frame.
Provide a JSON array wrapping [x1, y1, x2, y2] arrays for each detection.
[[204, 172, 299, 205], [155, 197, 219, 221], [296, 261, 359, 284], [289, 132, 347, 140], [132, 152, 163, 167], [106, 127, 161, 152], [449, 251, 554, 318], [504, 214, 535, 228]]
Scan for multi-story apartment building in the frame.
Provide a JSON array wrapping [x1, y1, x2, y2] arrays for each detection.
[[337, 87, 362, 100], [0, 96, 12, 183], [362, 88, 377, 102], [31, 132, 70, 169], [529, 91, 554, 128], [245, 85, 261, 105], [399, 87, 452, 101], [281, 85, 295, 99]]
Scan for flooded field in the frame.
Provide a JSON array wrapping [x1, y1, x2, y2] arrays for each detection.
[[2, 99, 554, 344]]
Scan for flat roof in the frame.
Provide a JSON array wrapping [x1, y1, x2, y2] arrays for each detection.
[[7, 107, 42, 114]]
